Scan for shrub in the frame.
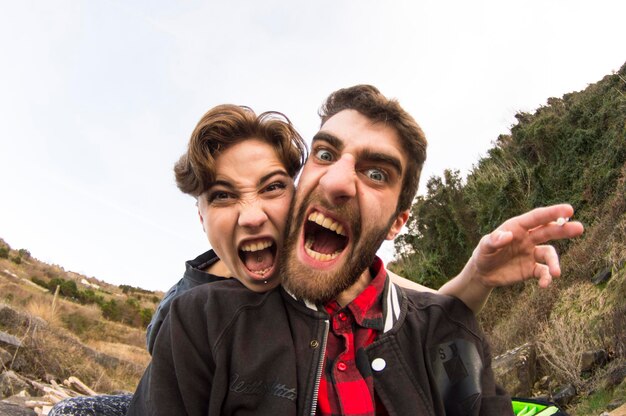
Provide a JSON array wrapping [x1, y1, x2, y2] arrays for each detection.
[[100, 299, 122, 322], [31, 276, 48, 288], [0, 246, 9, 259], [62, 312, 96, 336]]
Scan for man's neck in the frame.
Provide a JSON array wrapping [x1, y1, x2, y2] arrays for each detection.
[[335, 269, 373, 307]]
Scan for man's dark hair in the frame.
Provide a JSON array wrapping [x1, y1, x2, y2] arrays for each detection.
[[319, 85, 427, 212]]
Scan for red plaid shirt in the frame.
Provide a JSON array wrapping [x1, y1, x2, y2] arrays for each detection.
[[317, 258, 389, 416]]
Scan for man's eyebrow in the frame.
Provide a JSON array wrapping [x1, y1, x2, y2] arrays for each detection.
[[312, 132, 344, 151], [360, 150, 403, 176]]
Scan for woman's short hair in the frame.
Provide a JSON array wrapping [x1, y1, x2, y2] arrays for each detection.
[[174, 104, 307, 197]]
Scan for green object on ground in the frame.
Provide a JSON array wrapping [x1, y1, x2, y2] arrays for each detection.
[[512, 398, 562, 415]]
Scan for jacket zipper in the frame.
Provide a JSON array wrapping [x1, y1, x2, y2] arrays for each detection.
[[309, 319, 329, 416]]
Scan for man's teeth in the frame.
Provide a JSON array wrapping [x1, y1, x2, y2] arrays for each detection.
[[240, 241, 273, 252], [305, 238, 341, 261], [307, 212, 346, 236]]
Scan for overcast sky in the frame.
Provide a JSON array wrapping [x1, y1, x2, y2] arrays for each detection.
[[1, 0, 624, 291]]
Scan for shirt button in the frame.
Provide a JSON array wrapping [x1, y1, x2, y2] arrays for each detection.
[[371, 358, 386, 372], [337, 361, 347, 372], [310, 340, 319, 348], [338, 312, 347, 321]]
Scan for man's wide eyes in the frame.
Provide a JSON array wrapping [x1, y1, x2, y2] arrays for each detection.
[[315, 149, 333, 162], [364, 168, 387, 183]]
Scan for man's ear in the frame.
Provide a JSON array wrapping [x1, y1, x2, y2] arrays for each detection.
[[385, 209, 409, 240]]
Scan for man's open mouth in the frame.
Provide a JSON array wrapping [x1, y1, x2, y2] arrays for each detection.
[[239, 239, 276, 277], [304, 211, 349, 261]]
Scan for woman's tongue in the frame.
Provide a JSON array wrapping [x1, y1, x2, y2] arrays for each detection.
[[242, 247, 273, 272]]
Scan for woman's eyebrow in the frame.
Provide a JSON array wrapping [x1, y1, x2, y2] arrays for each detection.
[[206, 179, 234, 190], [258, 169, 290, 185]]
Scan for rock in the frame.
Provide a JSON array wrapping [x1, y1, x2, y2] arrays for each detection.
[[0, 346, 13, 367], [493, 342, 537, 397], [0, 304, 22, 327], [552, 383, 576, 407], [0, 371, 35, 398], [581, 349, 608, 372], [604, 364, 626, 389], [592, 267, 612, 285], [533, 375, 551, 391], [608, 399, 625, 411], [0, 401, 36, 416], [0, 331, 21, 349]]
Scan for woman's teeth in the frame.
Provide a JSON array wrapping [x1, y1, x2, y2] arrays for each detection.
[[240, 240, 273, 252]]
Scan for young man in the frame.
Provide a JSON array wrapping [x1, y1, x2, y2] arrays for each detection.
[[127, 86, 582, 415]]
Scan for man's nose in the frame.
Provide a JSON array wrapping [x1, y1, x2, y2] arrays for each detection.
[[238, 201, 269, 229], [319, 154, 357, 205]]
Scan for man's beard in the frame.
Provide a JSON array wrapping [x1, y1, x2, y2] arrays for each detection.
[[280, 191, 395, 304]]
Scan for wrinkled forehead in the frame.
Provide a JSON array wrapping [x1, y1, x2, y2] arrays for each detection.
[[314, 109, 406, 173]]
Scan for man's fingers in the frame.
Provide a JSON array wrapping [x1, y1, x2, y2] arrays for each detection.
[[514, 204, 575, 231], [486, 230, 513, 250], [534, 245, 561, 278], [533, 263, 553, 288], [529, 221, 585, 245]]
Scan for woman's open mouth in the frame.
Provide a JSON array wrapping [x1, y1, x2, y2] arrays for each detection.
[[239, 238, 277, 278]]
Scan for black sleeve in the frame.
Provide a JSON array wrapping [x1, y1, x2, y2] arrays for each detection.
[[145, 280, 182, 355], [129, 293, 216, 416]]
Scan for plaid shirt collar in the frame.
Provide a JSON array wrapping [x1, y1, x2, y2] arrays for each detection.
[[323, 257, 386, 330]]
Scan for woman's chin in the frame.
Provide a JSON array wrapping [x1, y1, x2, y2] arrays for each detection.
[[237, 267, 279, 292]]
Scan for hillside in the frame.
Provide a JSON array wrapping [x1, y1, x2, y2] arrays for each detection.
[[390, 61, 626, 414], [0, 239, 160, 414]]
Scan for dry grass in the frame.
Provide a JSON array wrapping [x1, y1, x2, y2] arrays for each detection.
[[24, 297, 61, 327], [5, 306, 146, 393], [483, 283, 559, 355], [87, 340, 150, 368], [1, 274, 150, 393], [536, 283, 604, 387]]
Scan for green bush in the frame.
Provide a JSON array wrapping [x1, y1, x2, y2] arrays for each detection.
[[395, 65, 626, 287], [62, 312, 94, 336], [0, 246, 9, 259], [31, 276, 49, 288]]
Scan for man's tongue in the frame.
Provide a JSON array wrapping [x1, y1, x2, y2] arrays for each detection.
[[242, 247, 273, 272], [310, 230, 345, 254]]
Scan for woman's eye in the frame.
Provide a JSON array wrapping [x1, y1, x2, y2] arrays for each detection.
[[364, 168, 387, 183], [209, 191, 231, 202], [315, 149, 334, 162], [264, 182, 287, 193]]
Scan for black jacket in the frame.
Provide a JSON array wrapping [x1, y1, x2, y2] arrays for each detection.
[[128, 271, 513, 416], [145, 250, 227, 354]]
